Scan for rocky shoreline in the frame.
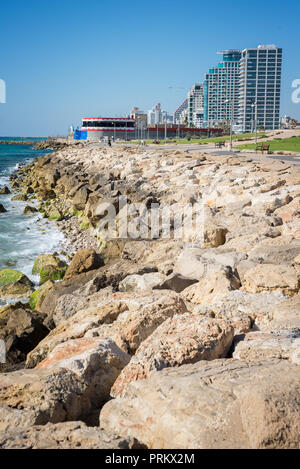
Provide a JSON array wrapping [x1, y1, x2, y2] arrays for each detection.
[[0, 143, 300, 449]]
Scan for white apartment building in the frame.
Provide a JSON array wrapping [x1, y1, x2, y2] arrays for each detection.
[[187, 84, 204, 127]]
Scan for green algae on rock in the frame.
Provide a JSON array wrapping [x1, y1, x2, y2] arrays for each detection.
[[0, 269, 34, 299], [32, 254, 68, 285]]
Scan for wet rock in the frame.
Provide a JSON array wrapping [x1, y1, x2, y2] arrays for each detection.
[[0, 203, 7, 213], [0, 269, 34, 300], [23, 205, 38, 215], [0, 186, 11, 195], [32, 254, 67, 285]]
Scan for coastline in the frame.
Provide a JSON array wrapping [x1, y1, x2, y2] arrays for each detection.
[[0, 141, 300, 448]]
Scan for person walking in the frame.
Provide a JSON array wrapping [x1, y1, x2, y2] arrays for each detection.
[[108, 138, 112, 147]]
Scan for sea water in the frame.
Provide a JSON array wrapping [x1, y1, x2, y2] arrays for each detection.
[[0, 140, 65, 307]]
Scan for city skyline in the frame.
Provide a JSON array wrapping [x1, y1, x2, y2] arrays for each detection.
[[0, 0, 299, 136]]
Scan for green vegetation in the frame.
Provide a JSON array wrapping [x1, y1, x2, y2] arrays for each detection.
[[80, 221, 90, 230], [73, 209, 84, 217], [236, 136, 300, 153], [29, 280, 53, 310], [39, 265, 66, 284], [0, 269, 23, 287], [125, 132, 267, 146], [32, 254, 68, 285]]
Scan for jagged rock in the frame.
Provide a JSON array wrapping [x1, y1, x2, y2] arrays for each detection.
[[11, 193, 28, 201], [0, 422, 143, 449], [0, 186, 11, 195], [0, 303, 49, 369], [29, 280, 54, 311], [37, 337, 130, 406], [111, 315, 234, 397], [233, 330, 300, 363], [26, 290, 187, 368], [0, 203, 7, 213], [242, 264, 299, 295], [0, 269, 34, 299], [32, 254, 67, 285], [181, 267, 240, 305], [0, 368, 90, 432], [64, 249, 104, 280], [23, 205, 38, 214], [100, 359, 300, 449]]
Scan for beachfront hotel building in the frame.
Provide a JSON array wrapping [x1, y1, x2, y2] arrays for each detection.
[[203, 50, 241, 129], [187, 84, 204, 127], [174, 99, 188, 124], [238, 45, 282, 132]]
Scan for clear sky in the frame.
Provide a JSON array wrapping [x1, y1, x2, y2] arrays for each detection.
[[0, 0, 299, 136]]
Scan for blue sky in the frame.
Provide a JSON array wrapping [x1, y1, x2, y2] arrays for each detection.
[[0, 0, 299, 136]]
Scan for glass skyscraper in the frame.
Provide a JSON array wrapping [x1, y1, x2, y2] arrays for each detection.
[[203, 50, 241, 128], [202, 45, 282, 131], [238, 45, 282, 132]]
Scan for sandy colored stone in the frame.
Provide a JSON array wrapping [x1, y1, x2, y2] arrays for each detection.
[[101, 359, 300, 449], [243, 264, 299, 295], [0, 422, 142, 449], [37, 337, 130, 406], [111, 315, 234, 397], [181, 268, 240, 305], [26, 290, 187, 367], [0, 368, 90, 432]]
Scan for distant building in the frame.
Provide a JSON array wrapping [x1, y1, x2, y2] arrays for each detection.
[[130, 107, 147, 136], [238, 45, 282, 132], [81, 117, 135, 140], [187, 84, 204, 127], [148, 103, 162, 124], [204, 50, 241, 129], [174, 99, 188, 124], [147, 103, 173, 125]]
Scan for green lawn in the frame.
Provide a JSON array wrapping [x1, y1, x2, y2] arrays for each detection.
[[124, 132, 267, 146], [236, 136, 300, 153]]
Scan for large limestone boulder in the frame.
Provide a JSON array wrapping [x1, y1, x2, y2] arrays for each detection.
[[0, 422, 142, 449], [0, 269, 34, 300], [0, 368, 90, 432], [37, 337, 130, 406], [242, 264, 299, 295], [111, 315, 234, 397], [64, 249, 104, 280], [100, 359, 300, 449], [233, 330, 300, 364], [0, 303, 49, 369], [181, 267, 240, 306], [32, 254, 67, 285], [26, 290, 187, 368]]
